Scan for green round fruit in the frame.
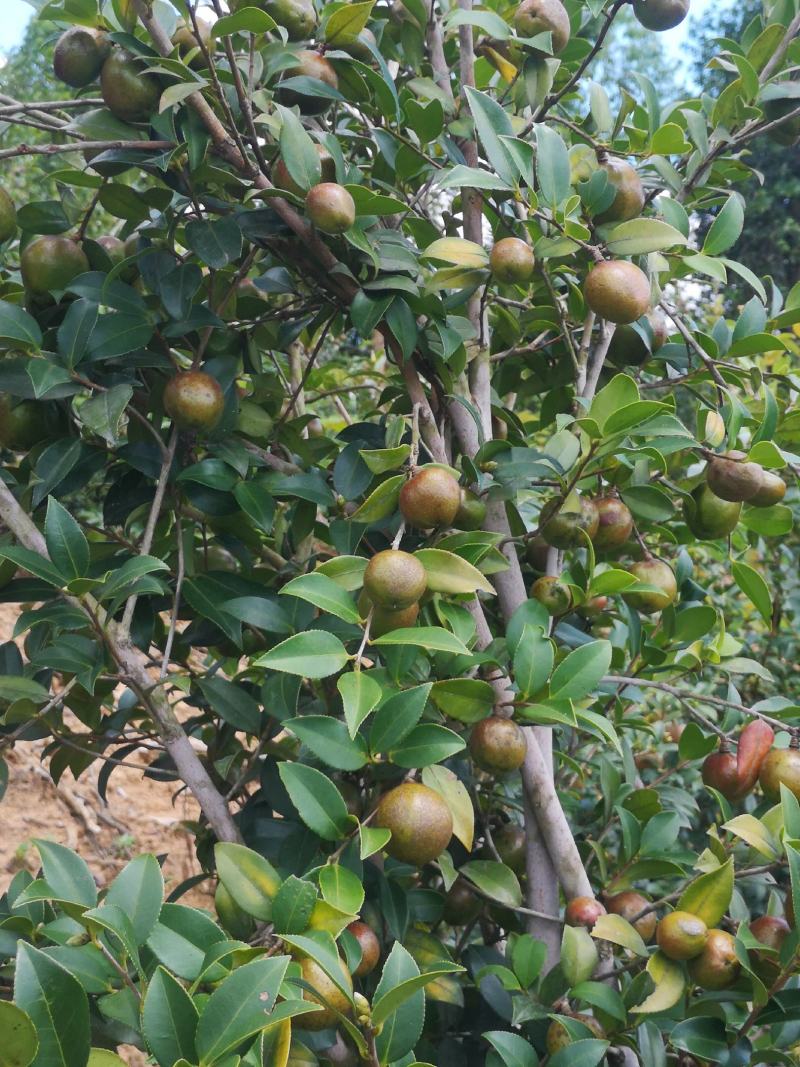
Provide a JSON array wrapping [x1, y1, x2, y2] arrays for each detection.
[[375, 782, 453, 865], [95, 235, 126, 267], [399, 467, 461, 528], [706, 450, 763, 503], [274, 145, 336, 198], [546, 1013, 605, 1053], [584, 260, 651, 324], [306, 183, 355, 234], [624, 558, 677, 614], [297, 956, 353, 1031], [469, 716, 527, 774], [338, 27, 378, 62], [531, 575, 572, 615], [363, 550, 426, 611], [21, 235, 89, 296], [232, 0, 317, 40], [525, 534, 550, 572], [750, 469, 786, 507], [595, 158, 645, 224], [358, 590, 420, 636], [0, 397, 55, 450], [688, 928, 740, 989], [606, 310, 668, 367], [764, 97, 800, 146], [759, 747, 800, 800], [276, 51, 339, 115], [592, 496, 633, 550], [163, 370, 225, 432], [442, 877, 482, 925], [489, 237, 535, 284], [0, 189, 18, 243], [172, 19, 212, 69], [100, 50, 161, 123], [540, 496, 599, 548], [656, 911, 708, 960], [53, 26, 111, 87], [514, 0, 571, 52], [453, 488, 487, 530], [632, 0, 690, 31], [684, 484, 741, 539]]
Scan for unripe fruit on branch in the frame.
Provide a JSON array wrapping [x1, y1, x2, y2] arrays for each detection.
[[736, 719, 775, 795], [592, 496, 633, 550], [564, 896, 606, 930], [595, 158, 645, 224], [764, 98, 800, 146], [546, 1013, 605, 1052], [95, 235, 126, 267], [491, 823, 526, 873], [374, 782, 453, 865], [750, 914, 791, 953], [531, 575, 572, 615], [359, 592, 420, 637], [363, 550, 426, 611], [306, 183, 356, 234], [443, 877, 482, 925], [633, 0, 690, 31], [21, 235, 89, 295], [750, 469, 787, 507], [297, 957, 353, 1030], [606, 309, 667, 366], [656, 911, 708, 960], [172, 19, 212, 69], [53, 26, 111, 87], [236, 0, 318, 40], [540, 496, 599, 548], [701, 747, 741, 801], [469, 716, 527, 774], [624, 558, 677, 614], [683, 484, 741, 540], [759, 747, 800, 800], [100, 51, 162, 123], [0, 397, 57, 450], [0, 190, 17, 244], [688, 928, 740, 989], [525, 534, 550, 572], [705, 450, 763, 502], [489, 237, 535, 284], [514, 0, 571, 53], [163, 371, 225, 432], [584, 260, 651, 324], [399, 467, 461, 528], [274, 145, 336, 199], [604, 891, 656, 942], [276, 51, 338, 115], [346, 921, 380, 976], [453, 488, 487, 530]]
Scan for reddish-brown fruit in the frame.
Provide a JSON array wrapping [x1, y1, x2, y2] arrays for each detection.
[[578, 595, 609, 619], [595, 158, 645, 224], [306, 183, 356, 235], [565, 896, 606, 930], [592, 496, 634, 550], [750, 914, 791, 953], [399, 467, 461, 529], [469, 716, 527, 774], [531, 575, 572, 615], [374, 782, 453, 865], [656, 911, 708, 960], [759, 747, 800, 800], [274, 145, 336, 198], [706, 450, 764, 503], [163, 371, 224, 432], [540, 496, 599, 548], [363, 550, 426, 611], [276, 51, 339, 115], [632, 0, 689, 31], [545, 1013, 605, 1052], [490, 237, 535, 284], [750, 469, 787, 508], [584, 260, 651, 324], [442, 877, 482, 925], [604, 891, 657, 942], [346, 921, 380, 976], [514, 0, 571, 52], [624, 558, 677, 614], [736, 720, 775, 795], [688, 928, 741, 990], [702, 748, 742, 801]]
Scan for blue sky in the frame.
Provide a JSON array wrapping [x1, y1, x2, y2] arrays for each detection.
[[1, 0, 720, 61]]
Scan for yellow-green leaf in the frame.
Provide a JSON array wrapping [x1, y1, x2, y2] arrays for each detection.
[[631, 951, 685, 1013], [722, 814, 781, 860], [422, 237, 489, 268], [591, 913, 647, 956], [676, 858, 734, 927]]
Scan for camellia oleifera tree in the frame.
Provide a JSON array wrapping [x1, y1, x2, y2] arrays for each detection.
[[1, 0, 800, 1063]]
